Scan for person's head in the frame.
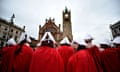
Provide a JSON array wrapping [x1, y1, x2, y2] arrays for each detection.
[[77, 44, 86, 51], [71, 41, 79, 50], [100, 44, 110, 49], [85, 39, 93, 44], [7, 38, 16, 46], [60, 37, 70, 46], [100, 39, 111, 49], [113, 36, 120, 48], [84, 34, 93, 44], [18, 32, 31, 45], [6, 38, 16, 46], [38, 32, 56, 48], [40, 39, 54, 48], [71, 39, 86, 51]]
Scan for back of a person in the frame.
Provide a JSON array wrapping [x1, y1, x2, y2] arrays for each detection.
[[86, 45, 103, 72], [30, 46, 64, 72], [100, 48, 120, 72], [67, 49, 98, 72], [13, 44, 33, 72], [57, 45, 74, 72]]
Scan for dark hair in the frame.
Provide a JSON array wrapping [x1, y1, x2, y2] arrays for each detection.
[[100, 44, 110, 49], [41, 40, 54, 48], [85, 39, 92, 43], [14, 35, 28, 56], [60, 43, 70, 46], [113, 43, 120, 48], [77, 44, 86, 51]]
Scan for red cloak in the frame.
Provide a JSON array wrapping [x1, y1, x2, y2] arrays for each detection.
[[87, 46, 103, 72], [1, 45, 17, 72], [57, 45, 74, 72], [1, 44, 33, 72], [67, 49, 98, 72], [100, 48, 120, 72], [115, 48, 120, 62], [30, 46, 64, 72]]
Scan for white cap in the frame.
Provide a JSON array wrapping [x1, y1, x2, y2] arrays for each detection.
[[18, 32, 31, 43], [72, 37, 86, 45], [7, 38, 16, 45], [40, 32, 56, 43], [100, 39, 111, 46], [113, 36, 120, 44], [60, 36, 70, 44], [37, 32, 56, 46], [84, 34, 93, 40]]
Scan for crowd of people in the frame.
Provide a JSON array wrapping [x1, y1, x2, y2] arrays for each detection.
[[0, 32, 120, 72]]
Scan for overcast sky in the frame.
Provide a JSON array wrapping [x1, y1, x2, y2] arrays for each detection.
[[0, 0, 120, 44]]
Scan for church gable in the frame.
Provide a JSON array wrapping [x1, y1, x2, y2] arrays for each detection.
[[40, 18, 59, 33]]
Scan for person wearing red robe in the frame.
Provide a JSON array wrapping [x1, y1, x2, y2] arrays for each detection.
[[84, 34, 103, 72], [113, 36, 120, 60], [67, 49, 98, 72], [100, 48, 120, 72], [100, 36, 120, 72], [30, 38, 64, 72], [87, 45, 103, 72], [57, 37, 74, 72], [0, 38, 17, 72], [67, 34, 100, 72], [1, 32, 33, 72]]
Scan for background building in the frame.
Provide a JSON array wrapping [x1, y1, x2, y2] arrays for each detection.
[[0, 15, 25, 48], [38, 7, 73, 44], [110, 21, 120, 39]]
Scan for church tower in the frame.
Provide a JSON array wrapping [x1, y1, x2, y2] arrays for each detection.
[[62, 7, 73, 42]]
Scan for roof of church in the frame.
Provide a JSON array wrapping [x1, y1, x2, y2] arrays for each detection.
[[40, 18, 59, 30]]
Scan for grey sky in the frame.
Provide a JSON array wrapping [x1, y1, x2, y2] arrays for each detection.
[[0, 0, 120, 44]]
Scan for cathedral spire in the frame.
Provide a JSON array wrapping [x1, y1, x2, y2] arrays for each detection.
[[65, 6, 68, 13], [10, 13, 15, 24]]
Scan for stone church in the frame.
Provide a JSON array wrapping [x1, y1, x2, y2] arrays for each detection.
[[38, 7, 73, 44]]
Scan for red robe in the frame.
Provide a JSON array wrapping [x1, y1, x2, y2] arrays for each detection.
[[87, 46, 103, 72], [67, 49, 98, 72], [30, 46, 64, 72], [1, 44, 33, 72], [115, 48, 120, 62], [57, 45, 74, 72], [100, 48, 120, 72], [1, 45, 17, 72]]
